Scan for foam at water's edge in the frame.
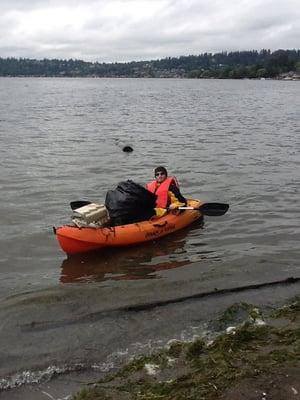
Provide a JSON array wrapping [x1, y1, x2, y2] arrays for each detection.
[[0, 362, 113, 391], [0, 323, 209, 391]]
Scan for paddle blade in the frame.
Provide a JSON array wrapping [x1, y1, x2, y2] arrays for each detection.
[[70, 200, 91, 210], [199, 203, 229, 216]]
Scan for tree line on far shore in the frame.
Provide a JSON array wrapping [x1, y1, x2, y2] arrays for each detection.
[[0, 49, 299, 78]]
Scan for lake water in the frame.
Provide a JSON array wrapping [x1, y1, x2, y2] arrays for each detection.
[[0, 77, 299, 397]]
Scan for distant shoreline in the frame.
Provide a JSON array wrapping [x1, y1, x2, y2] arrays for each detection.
[[0, 75, 299, 80], [1, 49, 299, 80]]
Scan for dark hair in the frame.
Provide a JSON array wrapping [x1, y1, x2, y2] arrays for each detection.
[[154, 166, 168, 176]]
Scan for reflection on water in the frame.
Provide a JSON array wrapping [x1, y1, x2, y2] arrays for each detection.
[[60, 219, 207, 283]]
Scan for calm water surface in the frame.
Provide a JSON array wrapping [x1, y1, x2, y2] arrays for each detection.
[[0, 78, 299, 394]]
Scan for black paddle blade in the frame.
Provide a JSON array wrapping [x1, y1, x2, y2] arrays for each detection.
[[199, 203, 229, 216], [70, 200, 91, 210]]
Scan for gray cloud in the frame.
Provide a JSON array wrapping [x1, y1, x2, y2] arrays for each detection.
[[0, 0, 299, 62]]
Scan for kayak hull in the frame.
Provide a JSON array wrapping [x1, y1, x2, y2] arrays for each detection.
[[55, 199, 202, 255]]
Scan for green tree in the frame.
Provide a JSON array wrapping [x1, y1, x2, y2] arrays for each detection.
[[188, 69, 201, 78], [256, 68, 267, 78]]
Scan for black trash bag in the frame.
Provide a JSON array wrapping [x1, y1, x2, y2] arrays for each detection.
[[105, 180, 157, 226]]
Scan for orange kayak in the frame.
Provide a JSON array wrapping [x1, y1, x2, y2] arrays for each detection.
[[55, 199, 203, 255]]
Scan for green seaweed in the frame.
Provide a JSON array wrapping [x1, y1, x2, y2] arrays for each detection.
[[166, 340, 185, 358], [271, 297, 300, 320], [186, 339, 206, 360], [73, 298, 300, 400]]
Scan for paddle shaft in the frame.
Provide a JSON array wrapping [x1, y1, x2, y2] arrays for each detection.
[[70, 201, 229, 217], [176, 203, 229, 216]]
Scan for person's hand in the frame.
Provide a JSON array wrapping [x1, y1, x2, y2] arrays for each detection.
[[169, 204, 180, 215]]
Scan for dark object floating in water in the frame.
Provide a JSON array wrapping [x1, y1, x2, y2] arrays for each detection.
[[122, 146, 133, 152]]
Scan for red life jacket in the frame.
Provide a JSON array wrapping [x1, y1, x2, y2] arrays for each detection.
[[146, 176, 178, 208]]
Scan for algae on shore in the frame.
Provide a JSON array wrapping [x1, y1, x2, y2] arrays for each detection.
[[73, 297, 300, 400]]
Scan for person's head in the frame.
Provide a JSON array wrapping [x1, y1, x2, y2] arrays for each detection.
[[154, 166, 168, 183]]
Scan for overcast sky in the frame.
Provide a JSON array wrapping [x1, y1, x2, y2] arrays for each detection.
[[0, 0, 299, 62]]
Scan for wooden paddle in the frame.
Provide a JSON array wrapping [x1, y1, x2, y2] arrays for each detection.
[[70, 201, 229, 217]]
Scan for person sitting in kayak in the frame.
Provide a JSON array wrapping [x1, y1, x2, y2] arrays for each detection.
[[146, 166, 187, 217]]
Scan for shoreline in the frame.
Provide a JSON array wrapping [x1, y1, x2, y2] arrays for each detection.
[[73, 295, 300, 400], [0, 280, 299, 399]]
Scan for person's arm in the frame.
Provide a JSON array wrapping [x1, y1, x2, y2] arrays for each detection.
[[168, 183, 187, 209]]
